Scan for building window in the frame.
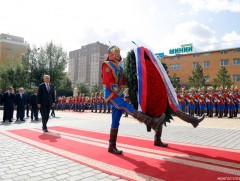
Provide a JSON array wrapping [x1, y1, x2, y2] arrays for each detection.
[[220, 50, 228, 54], [170, 64, 180, 70], [233, 49, 240, 53], [170, 56, 180, 60], [204, 76, 210, 82], [193, 54, 199, 57], [220, 59, 229, 66], [233, 75, 240, 82], [233, 58, 240, 65], [193, 62, 200, 68], [203, 61, 210, 68], [204, 52, 210, 56]]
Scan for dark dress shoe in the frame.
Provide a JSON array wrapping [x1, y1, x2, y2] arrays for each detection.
[[9, 120, 13, 122], [154, 141, 168, 147], [21, 119, 25, 122], [43, 129, 49, 132]]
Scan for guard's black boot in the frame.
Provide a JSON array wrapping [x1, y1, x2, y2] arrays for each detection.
[[206, 109, 209, 116], [174, 110, 205, 128], [133, 111, 165, 131], [146, 125, 151, 132], [224, 109, 228, 117], [218, 110, 223, 118], [209, 110, 213, 117], [154, 126, 168, 147], [108, 128, 122, 155], [214, 109, 218, 117], [190, 110, 194, 116], [228, 110, 233, 118]]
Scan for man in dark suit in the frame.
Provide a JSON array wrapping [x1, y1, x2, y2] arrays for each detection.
[[30, 88, 39, 121], [15, 87, 27, 121], [2, 87, 15, 122], [0, 89, 3, 105], [37, 75, 55, 132]]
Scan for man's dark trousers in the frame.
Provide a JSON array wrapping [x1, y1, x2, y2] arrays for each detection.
[[40, 104, 51, 129], [31, 107, 38, 120], [17, 106, 25, 121]]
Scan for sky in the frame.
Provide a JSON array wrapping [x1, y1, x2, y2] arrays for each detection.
[[1, 0, 240, 57]]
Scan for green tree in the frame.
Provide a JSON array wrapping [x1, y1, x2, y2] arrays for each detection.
[[188, 65, 206, 88], [170, 73, 180, 88], [78, 82, 90, 95], [58, 75, 72, 90], [91, 84, 101, 94], [213, 66, 233, 88], [0, 59, 29, 90], [162, 62, 169, 75], [21, 42, 68, 88]]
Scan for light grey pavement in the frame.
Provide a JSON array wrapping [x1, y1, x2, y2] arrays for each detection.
[[0, 110, 240, 181]]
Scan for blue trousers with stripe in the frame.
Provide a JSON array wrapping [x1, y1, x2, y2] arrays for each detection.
[[109, 96, 135, 128], [200, 104, 205, 111], [208, 104, 213, 111], [218, 104, 224, 111]]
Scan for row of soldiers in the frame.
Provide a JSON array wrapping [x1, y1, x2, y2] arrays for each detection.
[[177, 86, 240, 118], [56, 92, 112, 113]]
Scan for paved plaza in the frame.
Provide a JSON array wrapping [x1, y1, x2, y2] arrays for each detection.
[[0, 110, 240, 181]]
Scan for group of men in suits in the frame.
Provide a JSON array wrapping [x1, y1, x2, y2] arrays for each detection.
[[1, 75, 55, 132], [1, 87, 39, 122]]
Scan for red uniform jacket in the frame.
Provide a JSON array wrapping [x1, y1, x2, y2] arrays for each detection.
[[102, 61, 126, 102]]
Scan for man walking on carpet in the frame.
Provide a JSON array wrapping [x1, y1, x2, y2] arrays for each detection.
[[37, 75, 55, 132], [102, 46, 166, 155]]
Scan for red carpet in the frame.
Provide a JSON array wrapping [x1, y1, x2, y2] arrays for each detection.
[[2, 126, 240, 181]]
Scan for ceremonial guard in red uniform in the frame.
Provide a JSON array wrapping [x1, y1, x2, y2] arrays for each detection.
[[205, 87, 214, 117], [55, 97, 60, 110], [102, 45, 165, 155], [90, 93, 95, 112], [185, 88, 196, 116], [75, 95, 80, 112], [233, 86, 239, 117], [199, 87, 206, 116], [228, 86, 235, 118], [213, 87, 219, 117], [177, 88, 187, 112], [217, 87, 225, 118], [99, 92, 106, 113], [61, 96, 67, 111], [68, 97, 74, 111], [94, 92, 99, 113], [73, 95, 78, 111], [223, 87, 230, 117], [81, 94, 86, 112]]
